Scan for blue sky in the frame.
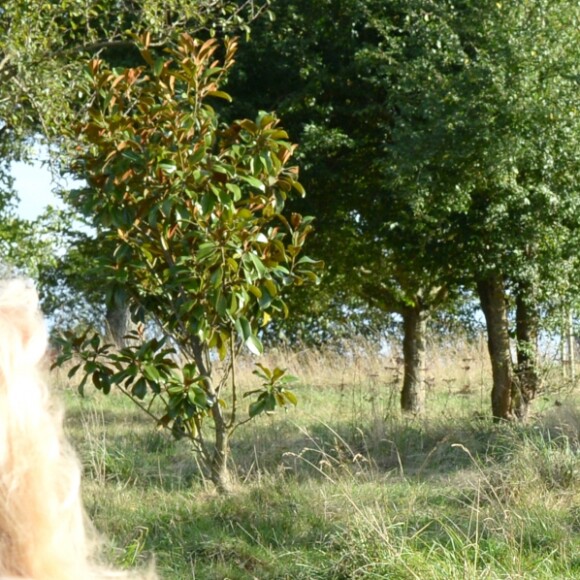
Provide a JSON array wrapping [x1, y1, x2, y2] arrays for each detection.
[[11, 158, 65, 220]]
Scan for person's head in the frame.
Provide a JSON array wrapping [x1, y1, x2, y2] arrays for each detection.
[[0, 279, 154, 579]]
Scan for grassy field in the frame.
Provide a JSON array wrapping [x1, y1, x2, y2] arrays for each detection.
[[56, 339, 580, 579]]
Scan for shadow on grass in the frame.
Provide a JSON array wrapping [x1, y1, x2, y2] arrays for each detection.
[[86, 479, 345, 580], [85, 463, 580, 580], [68, 391, 579, 579], [64, 389, 579, 495]]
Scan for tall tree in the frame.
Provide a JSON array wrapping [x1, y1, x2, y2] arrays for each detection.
[[363, 0, 580, 419], [227, 0, 461, 414]]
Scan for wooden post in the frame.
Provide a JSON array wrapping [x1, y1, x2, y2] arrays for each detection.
[[561, 306, 567, 379], [568, 308, 575, 382]]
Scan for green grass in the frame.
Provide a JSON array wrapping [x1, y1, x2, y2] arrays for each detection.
[[59, 368, 580, 579]]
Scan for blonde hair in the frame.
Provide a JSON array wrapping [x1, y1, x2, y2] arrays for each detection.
[[0, 279, 155, 580]]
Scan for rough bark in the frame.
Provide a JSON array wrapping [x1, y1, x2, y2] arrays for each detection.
[[105, 292, 138, 349], [190, 337, 232, 493], [477, 275, 513, 420], [514, 287, 540, 420], [400, 305, 427, 414], [210, 402, 232, 493]]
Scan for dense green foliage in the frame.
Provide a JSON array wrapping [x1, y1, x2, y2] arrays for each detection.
[[226, 0, 580, 417], [0, 0, 271, 321], [3, 1, 580, 417]]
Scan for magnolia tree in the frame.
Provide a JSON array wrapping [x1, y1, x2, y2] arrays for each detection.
[[58, 33, 319, 492]]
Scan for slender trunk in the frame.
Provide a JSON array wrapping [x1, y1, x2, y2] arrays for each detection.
[[514, 287, 539, 420], [477, 275, 513, 420], [560, 307, 567, 378], [210, 402, 232, 493], [400, 305, 427, 414], [190, 337, 232, 493]]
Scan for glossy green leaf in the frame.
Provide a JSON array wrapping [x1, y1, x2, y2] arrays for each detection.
[[245, 334, 263, 355], [248, 397, 266, 418]]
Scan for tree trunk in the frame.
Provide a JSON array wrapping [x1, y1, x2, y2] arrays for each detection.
[[400, 305, 427, 414], [210, 403, 232, 493], [514, 286, 539, 420], [477, 275, 513, 420], [190, 339, 232, 494], [105, 291, 138, 348]]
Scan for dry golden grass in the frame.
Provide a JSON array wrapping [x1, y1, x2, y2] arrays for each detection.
[[234, 335, 491, 390]]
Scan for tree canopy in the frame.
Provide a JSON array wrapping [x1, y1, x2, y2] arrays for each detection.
[[226, 0, 580, 416], [2, 0, 580, 421]]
